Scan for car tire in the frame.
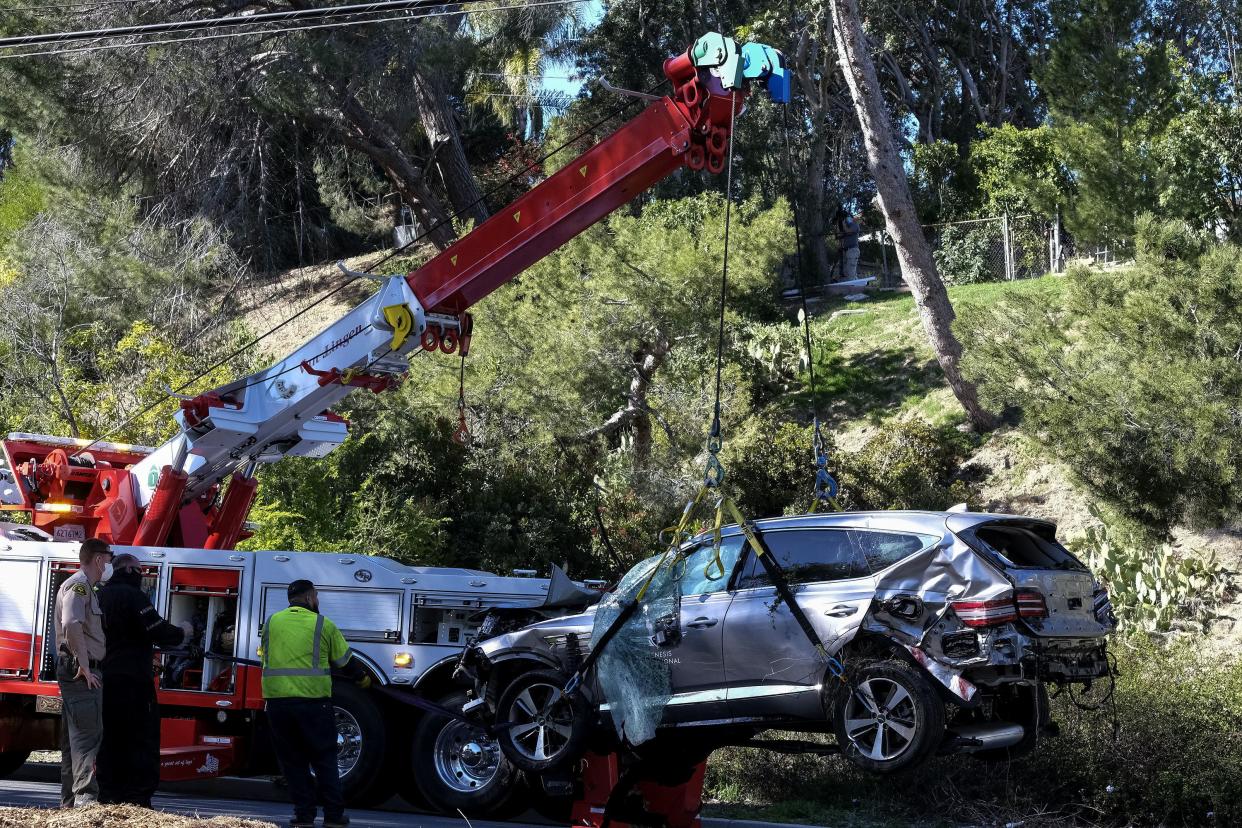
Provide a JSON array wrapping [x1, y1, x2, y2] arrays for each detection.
[[974, 683, 1050, 762], [831, 658, 945, 774], [0, 750, 29, 779], [494, 669, 592, 774], [411, 690, 526, 817], [331, 680, 392, 807]]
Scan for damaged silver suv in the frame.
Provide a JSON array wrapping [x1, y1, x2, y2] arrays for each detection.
[[461, 510, 1115, 776]]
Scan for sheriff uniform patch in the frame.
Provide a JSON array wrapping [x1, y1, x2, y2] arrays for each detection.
[[71, 583, 87, 596]]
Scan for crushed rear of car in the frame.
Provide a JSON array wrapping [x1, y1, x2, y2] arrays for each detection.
[[457, 509, 1116, 778]]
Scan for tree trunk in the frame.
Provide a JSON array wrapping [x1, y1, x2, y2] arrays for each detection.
[[576, 330, 672, 466], [803, 133, 833, 284], [827, 0, 997, 430], [411, 67, 489, 227], [333, 88, 457, 250]]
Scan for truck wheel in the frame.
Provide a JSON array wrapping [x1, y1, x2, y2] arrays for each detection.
[[831, 659, 945, 774], [494, 669, 591, 774], [412, 690, 525, 817], [0, 750, 30, 779], [332, 681, 392, 807]]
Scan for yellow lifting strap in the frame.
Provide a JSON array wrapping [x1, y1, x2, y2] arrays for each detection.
[[382, 303, 415, 351]]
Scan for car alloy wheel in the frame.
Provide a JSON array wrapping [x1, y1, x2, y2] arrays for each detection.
[[507, 681, 576, 762], [841, 677, 918, 762], [495, 668, 591, 773]]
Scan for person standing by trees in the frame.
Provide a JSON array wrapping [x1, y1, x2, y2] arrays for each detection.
[[834, 205, 861, 279]]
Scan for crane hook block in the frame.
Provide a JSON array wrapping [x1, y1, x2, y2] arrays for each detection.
[[382, 303, 415, 350]]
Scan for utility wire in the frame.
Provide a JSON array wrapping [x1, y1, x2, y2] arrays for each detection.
[[0, 0, 165, 13], [0, 0, 589, 58], [0, 0, 500, 47], [70, 78, 664, 456]]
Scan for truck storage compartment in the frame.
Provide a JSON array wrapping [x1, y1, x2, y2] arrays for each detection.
[[0, 557, 42, 677], [162, 568, 240, 693], [261, 585, 401, 643], [410, 595, 484, 646]]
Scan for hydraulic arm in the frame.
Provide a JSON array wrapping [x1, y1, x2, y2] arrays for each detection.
[[0, 34, 788, 549]]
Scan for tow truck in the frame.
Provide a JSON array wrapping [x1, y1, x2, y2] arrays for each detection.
[[0, 33, 789, 819]]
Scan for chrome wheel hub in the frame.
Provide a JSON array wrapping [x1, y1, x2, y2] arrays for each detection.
[[334, 707, 364, 777], [434, 721, 502, 793]]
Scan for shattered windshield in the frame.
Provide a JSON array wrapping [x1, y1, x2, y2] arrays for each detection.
[[591, 551, 682, 746]]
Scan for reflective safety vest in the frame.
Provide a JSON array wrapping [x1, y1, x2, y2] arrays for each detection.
[[260, 606, 351, 699]]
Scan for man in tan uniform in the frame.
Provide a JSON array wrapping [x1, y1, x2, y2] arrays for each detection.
[[54, 537, 113, 807]]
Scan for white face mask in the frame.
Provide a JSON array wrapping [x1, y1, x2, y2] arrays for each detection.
[[101, 563, 114, 582]]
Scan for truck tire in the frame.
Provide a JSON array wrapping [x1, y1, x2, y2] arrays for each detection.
[[0, 750, 30, 779], [494, 669, 591, 774], [831, 658, 945, 774], [411, 690, 525, 817], [332, 681, 392, 807]]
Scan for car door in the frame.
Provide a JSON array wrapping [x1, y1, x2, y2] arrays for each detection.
[[657, 535, 745, 724], [721, 528, 874, 720]]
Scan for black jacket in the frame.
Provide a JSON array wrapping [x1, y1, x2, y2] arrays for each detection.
[[99, 571, 185, 680]]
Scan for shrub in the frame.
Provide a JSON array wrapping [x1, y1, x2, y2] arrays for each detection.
[[933, 223, 1000, 285], [837, 419, 976, 510], [1075, 506, 1228, 633], [957, 215, 1242, 535]]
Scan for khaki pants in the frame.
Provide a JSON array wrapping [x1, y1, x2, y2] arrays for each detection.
[[842, 246, 860, 279], [58, 668, 103, 807]]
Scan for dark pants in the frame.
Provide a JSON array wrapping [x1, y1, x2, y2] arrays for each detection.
[[266, 697, 345, 823], [57, 667, 102, 808], [98, 674, 160, 807]]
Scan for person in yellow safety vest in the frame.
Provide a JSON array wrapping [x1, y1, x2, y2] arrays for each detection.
[[260, 579, 371, 828]]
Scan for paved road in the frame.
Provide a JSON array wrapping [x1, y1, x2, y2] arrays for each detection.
[[0, 767, 802, 828]]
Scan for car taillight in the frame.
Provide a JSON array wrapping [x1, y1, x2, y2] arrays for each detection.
[[1015, 588, 1049, 618], [953, 590, 1050, 627], [951, 597, 1018, 627]]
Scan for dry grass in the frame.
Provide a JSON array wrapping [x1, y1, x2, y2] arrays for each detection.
[[0, 805, 277, 828]]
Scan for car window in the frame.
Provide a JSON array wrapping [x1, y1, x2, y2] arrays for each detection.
[[844, 530, 938, 574], [973, 526, 1087, 571], [737, 529, 869, 588], [676, 536, 745, 596]]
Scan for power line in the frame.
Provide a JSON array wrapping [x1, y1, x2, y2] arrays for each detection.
[[0, 0, 589, 59], [1, 0, 166, 13], [0, 0, 584, 49]]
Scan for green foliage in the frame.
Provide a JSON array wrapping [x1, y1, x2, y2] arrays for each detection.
[[910, 139, 974, 222], [932, 224, 996, 285], [958, 215, 1242, 534], [1040, 0, 1179, 246], [970, 124, 1070, 218], [723, 420, 825, 519], [1154, 94, 1242, 241], [0, 143, 45, 249], [836, 419, 975, 511], [1077, 505, 1226, 633]]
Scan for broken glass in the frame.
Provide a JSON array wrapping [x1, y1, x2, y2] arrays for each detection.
[[591, 552, 682, 746]]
